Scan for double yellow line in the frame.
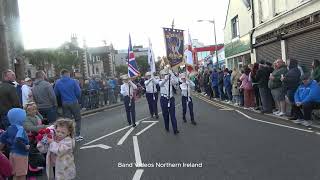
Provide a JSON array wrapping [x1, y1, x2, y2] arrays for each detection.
[[193, 93, 233, 110]]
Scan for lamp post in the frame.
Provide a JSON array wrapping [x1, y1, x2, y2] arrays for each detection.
[[197, 19, 219, 68]]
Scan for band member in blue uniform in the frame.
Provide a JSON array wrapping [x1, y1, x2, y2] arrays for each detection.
[[144, 72, 159, 119], [159, 66, 180, 134], [120, 74, 138, 127], [180, 73, 197, 125]]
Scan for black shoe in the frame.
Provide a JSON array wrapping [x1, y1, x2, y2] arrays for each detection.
[[151, 115, 154, 118], [155, 115, 159, 119], [191, 121, 197, 125], [174, 130, 180, 134], [132, 123, 136, 127], [287, 117, 297, 120], [183, 117, 187, 123], [165, 129, 169, 132]]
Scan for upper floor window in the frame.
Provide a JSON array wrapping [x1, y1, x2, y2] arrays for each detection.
[[231, 15, 240, 39], [259, 0, 271, 22], [275, 0, 287, 15]]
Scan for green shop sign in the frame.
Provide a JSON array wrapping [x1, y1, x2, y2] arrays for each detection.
[[225, 34, 250, 58]]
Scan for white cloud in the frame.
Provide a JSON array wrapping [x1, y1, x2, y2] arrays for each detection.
[[18, 0, 229, 57]]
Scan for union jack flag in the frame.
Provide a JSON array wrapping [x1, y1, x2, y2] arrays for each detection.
[[128, 34, 140, 77]]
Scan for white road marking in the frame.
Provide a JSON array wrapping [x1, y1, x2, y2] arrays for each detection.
[[220, 109, 234, 111], [84, 117, 149, 145], [141, 120, 159, 123], [235, 110, 314, 133], [133, 136, 142, 165], [80, 144, 112, 150], [132, 169, 144, 180], [117, 127, 135, 145], [136, 122, 158, 136], [84, 126, 131, 145]]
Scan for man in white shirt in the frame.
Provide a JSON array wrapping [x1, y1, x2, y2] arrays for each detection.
[[120, 74, 138, 127], [159, 67, 180, 134], [21, 77, 33, 107], [144, 72, 159, 119], [180, 73, 197, 125]]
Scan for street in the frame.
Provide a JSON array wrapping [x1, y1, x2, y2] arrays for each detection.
[[68, 94, 320, 180]]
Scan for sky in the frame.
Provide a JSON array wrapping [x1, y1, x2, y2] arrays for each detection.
[[18, 0, 229, 58]]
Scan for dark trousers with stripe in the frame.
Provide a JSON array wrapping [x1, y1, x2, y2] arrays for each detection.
[[182, 96, 194, 121], [146, 93, 158, 116], [124, 96, 135, 125], [160, 96, 178, 132]]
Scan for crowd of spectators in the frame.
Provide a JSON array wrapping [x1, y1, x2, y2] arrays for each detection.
[[193, 59, 320, 127]]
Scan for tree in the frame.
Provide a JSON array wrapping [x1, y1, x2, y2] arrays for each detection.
[[23, 50, 58, 72], [54, 52, 80, 75], [135, 55, 149, 75], [23, 50, 80, 77], [115, 65, 128, 77]]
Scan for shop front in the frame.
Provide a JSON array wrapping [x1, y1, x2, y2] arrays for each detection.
[[225, 34, 251, 70]]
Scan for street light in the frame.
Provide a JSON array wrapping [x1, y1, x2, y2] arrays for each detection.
[[197, 19, 219, 68]]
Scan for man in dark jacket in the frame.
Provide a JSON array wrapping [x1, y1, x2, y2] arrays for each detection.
[[282, 59, 301, 120], [223, 69, 232, 102], [255, 61, 273, 113], [32, 71, 57, 123], [211, 69, 219, 98], [203, 70, 210, 96], [218, 68, 225, 100], [0, 70, 21, 129]]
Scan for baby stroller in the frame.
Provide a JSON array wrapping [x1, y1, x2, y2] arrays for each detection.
[[27, 131, 46, 179]]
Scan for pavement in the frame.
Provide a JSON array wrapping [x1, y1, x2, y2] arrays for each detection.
[[38, 93, 320, 180], [195, 92, 320, 130]]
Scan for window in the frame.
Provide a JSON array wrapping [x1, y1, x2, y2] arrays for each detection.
[[259, 0, 271, 22], [97, 56, 101, 61], [275, 0, 286, 15], [231, 16, 240, 39]]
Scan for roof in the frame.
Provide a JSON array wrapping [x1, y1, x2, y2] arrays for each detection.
[[88, 46, 111, 54]]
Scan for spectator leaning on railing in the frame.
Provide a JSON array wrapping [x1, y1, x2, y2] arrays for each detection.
[[292, 73, 320, 127]]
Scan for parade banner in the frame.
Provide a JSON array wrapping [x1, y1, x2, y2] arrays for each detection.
[[163, 28, 184, 68]]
